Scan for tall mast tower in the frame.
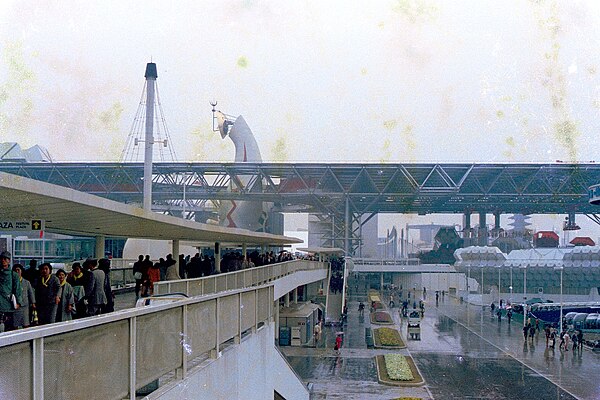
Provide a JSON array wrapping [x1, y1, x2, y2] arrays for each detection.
[[121, 62, 177, 210]]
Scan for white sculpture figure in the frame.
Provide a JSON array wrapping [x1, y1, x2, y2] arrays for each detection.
[[215, 111, 268, 231]]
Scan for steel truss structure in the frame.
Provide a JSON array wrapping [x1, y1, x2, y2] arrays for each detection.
[[2, 162, 599, 213], [2, 162, 599, 253]]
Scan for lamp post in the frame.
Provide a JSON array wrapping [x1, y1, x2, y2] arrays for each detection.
[[509, 266, 513, 302], [520, 265, 527, 327], [497, 265, 501, 306], [554, 265, 564, 336], [467, 266, 471, 304], [481, 266, 485, 306]]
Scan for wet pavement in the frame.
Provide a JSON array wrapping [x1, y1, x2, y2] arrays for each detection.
[[281, 279, 599, 399]]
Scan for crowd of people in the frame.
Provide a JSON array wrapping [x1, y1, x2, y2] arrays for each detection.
[[0, 251, 115, 331], [0, 249, 321, 330], [329, 258, 345, 294], [132, 250, 310, 298]]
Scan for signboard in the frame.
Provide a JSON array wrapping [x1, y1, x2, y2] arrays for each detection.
[[0, 219, 45, 231]]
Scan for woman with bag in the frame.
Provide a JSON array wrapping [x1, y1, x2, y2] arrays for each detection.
[[12, 264, 35, 329], [0, 251, 21, 331]]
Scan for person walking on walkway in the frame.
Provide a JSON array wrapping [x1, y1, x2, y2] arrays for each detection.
[[11, 264, 34, 329], [0, 252, 22, 331], [358, 302, 365, 317], [35, 263, 59, 325], [523, 325, 529, 341], [85, 259, 107, 316]]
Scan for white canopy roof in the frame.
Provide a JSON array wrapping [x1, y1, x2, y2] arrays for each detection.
[[0, 172, 301, 246]]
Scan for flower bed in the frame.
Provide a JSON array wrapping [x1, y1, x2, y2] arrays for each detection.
[[373, 327, 405, 348], [370, 311, 394, 324], [375, 354, 424, 387], [384, 354, 413, 381]]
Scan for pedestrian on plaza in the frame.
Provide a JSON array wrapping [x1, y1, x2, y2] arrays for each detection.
[[507, 309, 512, 324], [500, 299, 503, 308], [523, 325, 529, 341], [490, 302, 496, 316], [572, 332, 578, 351], [358, 302, 365, 317], [577, 330, 584, 351], [335, 333, 342, 355], [497, 308, 502, 322], [529, 324, 535, 343], [313, 321, 321, 347], [562, 332, 570, 351], [550, 329, 556, 349], [435, 291, 439, 306], [545, 325, 551, 347], [535, 319, 540, 336]]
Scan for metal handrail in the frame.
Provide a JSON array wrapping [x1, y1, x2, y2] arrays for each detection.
[[153, 259, 328, 297]]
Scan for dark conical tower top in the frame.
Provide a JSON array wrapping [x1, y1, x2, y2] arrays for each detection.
[[145, 62, 157, 79]]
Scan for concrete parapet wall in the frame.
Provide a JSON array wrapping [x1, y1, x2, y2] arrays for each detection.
[[151, 322, 309, 400]]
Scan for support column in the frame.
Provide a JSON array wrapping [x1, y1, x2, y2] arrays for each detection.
[[214, 242, 221, 274], [172, 239, 180, 277], [478, 211, 487, 246], [143, 62, 157, 211], [494, 212, 501, 230], [274, 301, 280, 341], [95, 236, 105, 259], [463, 211, 473, 245], [284, 292, 290, 307], [344, 196, 350, 256], [293, 288, 298, 304], [242, 243, 247, 258], [380, 273, 384, 291]]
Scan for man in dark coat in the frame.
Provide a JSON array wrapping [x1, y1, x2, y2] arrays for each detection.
[[0, 251, 21, 331]]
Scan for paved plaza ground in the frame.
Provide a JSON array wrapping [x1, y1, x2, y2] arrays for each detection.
[[280, 281, 599, 400]]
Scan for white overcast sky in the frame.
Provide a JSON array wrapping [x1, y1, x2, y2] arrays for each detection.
[[1, 0, 600, 237]]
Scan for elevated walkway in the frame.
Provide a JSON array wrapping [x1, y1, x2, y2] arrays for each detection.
[[153, 259, 328, 300], [351, 258, 456, 273], [0, 284, 308, 400], [0, 260, 328, 400]]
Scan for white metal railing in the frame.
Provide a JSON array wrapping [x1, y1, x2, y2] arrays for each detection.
[[0, 284, 274, 400], [153, 259, 328, 297], [352, 258, 421, 265]]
